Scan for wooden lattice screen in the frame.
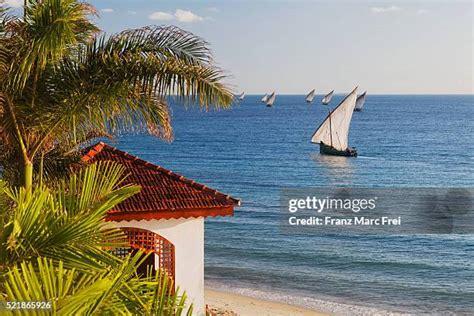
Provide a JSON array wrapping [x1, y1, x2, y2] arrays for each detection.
[[115, 227, 175, 282]]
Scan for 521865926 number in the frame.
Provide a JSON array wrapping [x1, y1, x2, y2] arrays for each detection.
[[3, 301, 52, 310]]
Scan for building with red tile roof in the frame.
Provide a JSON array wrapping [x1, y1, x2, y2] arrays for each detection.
[[82, 142, 239, 315]]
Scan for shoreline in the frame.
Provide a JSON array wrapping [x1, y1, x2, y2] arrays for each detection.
[[205, 288, 328, 316], [204, 284, 409, 316]]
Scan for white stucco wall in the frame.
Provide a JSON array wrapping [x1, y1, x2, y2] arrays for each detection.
[[112, 218, 205, 315]]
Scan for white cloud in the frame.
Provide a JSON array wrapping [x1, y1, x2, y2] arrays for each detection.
[[101, 8, 114, 13], [417, 9, 429, 15], [207, 7, 219, 13], [2, 0, 22, 8], [128, 10, 137, 15], [149, 9, 204, 23], [174, 9, 204, 23], [370, 6, 401, 13], [149, 11, 175, 21]]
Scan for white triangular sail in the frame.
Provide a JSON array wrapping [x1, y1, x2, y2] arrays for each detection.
[[311, 87, 358, 151], [261, 93, 269, 103], [238, 92, 245, 101], [354, 91, 366, 111], [266, 91, 276, 106], [322, 90, 334, 105], [306, 89, 316, 103]]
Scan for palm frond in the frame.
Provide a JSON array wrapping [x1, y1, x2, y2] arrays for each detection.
[[0, 162, 140, 272], [26, 26, 233, 145], [108, 25, 213, 65], [2, 255, 192, 315], [155, 57, 234, 109]]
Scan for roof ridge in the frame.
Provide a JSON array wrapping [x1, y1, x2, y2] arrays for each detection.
[[81, 142, 240, 206]]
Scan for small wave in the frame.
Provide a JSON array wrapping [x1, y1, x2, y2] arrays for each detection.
[[356, 156, 383, 160]]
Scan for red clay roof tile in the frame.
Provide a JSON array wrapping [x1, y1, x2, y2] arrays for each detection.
[[82, 142, 239, 221]]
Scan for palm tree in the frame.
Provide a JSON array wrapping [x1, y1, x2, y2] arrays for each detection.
[[0, 162, 192, 314], [0, 0, 234, 190]]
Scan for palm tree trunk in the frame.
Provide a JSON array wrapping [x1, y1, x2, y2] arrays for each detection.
[[5, 96, 32, 191], [22, 158, 33, 191]]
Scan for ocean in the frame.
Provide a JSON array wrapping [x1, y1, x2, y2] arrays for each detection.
[[115, 94, 474, 315]]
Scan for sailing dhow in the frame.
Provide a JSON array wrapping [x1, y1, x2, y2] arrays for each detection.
[[306, 89, 316, 103], [322, 90, 334, 105], [354, 91, 367, 112], [311, 87, 358, 157], [266, 91, 276, 107], [261, 93, 269, 103]]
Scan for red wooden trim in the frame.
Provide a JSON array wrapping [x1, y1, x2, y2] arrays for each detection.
[[120, 227, 176, 283], [106, 206, 234, 222]]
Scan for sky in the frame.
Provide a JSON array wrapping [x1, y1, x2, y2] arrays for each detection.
[[4, 0, 473, 94]]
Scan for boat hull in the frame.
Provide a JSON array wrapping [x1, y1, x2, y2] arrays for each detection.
[[319, 142, 357, 157], [354, 108, 362, 112]]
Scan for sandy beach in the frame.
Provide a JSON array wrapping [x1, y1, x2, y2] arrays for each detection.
[[205, 288, 328, 316]]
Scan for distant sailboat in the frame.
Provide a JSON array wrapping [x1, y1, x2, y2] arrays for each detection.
[[311, 87, 358, 157], [306, 89, 316, 104], [322, 90, 334, 105], [354, 91, 367, 112], [266, 91, 276, 107], [261, 93, 269, 103], [238, 92, 245, 101]]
